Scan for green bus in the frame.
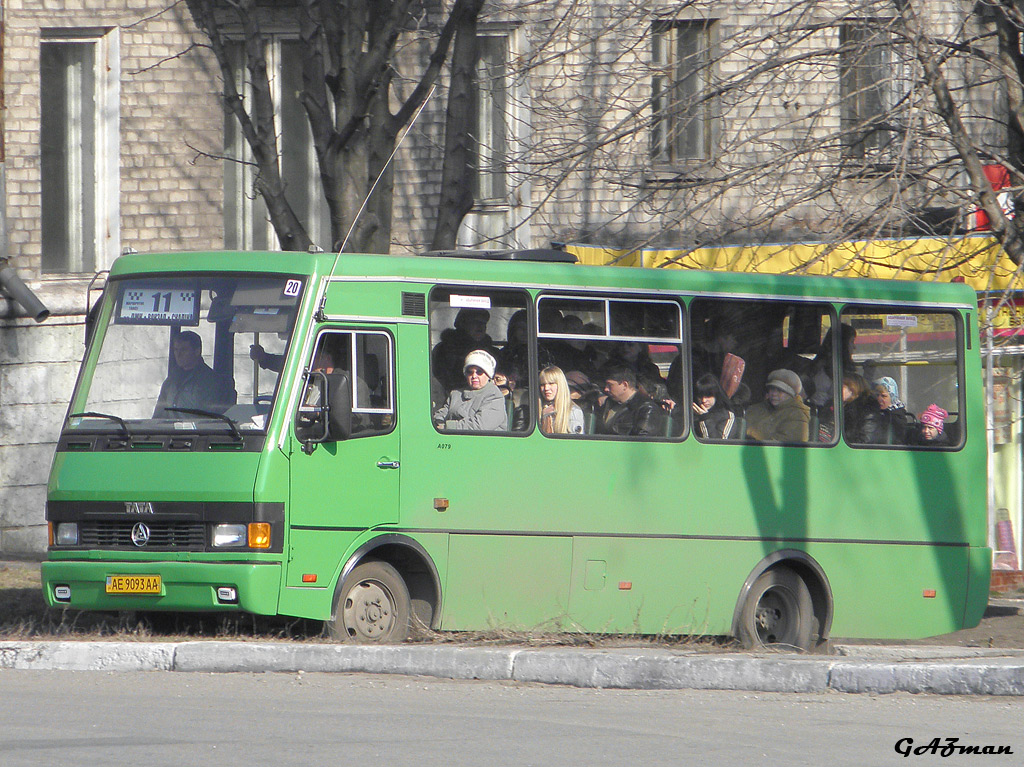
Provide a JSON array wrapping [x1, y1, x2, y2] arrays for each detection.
[[42, 248, 991, 650]]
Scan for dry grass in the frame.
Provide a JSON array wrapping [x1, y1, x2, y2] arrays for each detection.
[[1, 560, 738, 649], [0, 560, 324, 642], [12, 560, 1016, 650]]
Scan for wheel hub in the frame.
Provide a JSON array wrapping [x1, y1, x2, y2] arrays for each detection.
[[754, 592, 789, 643], [343, 581, 394, 639]]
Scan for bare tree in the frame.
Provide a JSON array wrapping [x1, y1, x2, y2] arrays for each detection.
[[184, 0, 1024, 273], [185, 0, 484, 253], [449, 0, 1024, 273]]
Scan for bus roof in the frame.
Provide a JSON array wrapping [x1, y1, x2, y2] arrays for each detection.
[[108, 250, 980, 308]]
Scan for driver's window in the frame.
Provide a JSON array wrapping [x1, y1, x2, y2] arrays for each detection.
[[296, 329, 396, 440]]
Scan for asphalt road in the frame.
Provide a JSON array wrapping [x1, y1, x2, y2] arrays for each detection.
[[0, 671, 1019, 767]]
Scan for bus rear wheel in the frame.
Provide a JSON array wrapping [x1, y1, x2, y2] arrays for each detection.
[[738, 568, 814, 651], [329, 561, 411, 643]]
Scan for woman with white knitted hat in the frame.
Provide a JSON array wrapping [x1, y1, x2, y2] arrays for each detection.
[[432, 350, 508, 432]]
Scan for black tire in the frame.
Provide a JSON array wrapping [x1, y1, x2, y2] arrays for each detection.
[[328, 561, 411, 644], [737, 568, 814, 651]]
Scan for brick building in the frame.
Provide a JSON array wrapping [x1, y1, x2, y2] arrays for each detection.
[[0, 0, 1017, 559]]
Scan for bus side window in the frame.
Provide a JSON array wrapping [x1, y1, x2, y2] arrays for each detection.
[[536, 294, 682, 440], [840, 308, 963, 449], [429, 287, 531, 435], [690, 298, 835, 444]]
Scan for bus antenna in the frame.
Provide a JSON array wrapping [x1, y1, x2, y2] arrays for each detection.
[[316, 86, 435, 322]]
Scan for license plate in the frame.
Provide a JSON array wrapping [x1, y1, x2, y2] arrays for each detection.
[[105, 575, 161, 594]]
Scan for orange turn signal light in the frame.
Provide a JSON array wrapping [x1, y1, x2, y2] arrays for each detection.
[[248, 523, 271, 549]]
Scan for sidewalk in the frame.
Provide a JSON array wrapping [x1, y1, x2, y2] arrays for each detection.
[[1, 639, 1022, 696]]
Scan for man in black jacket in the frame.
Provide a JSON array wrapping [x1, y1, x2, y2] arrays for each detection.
[[597, 365, 659, 437]]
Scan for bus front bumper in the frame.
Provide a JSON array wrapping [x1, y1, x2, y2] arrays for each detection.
[[40, 559, 282, 615]]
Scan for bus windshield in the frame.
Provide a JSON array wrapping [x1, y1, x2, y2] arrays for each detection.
[[68, 274, 304, 436]]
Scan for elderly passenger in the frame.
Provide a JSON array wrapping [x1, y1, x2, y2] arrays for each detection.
[[745, 369, 810, 443], [432, 350, 507, 432]]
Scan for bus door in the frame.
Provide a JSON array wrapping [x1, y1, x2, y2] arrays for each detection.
[[286, 327, 399, 588]]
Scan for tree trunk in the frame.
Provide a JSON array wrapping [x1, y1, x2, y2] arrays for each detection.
[[430, 0, 485, 250]]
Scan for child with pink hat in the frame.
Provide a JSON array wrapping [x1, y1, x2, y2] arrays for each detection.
[[915, 404, 950, 445]]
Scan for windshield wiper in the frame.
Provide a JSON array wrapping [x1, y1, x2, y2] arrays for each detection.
[[69, 411, 132, 440], [164, 407, 243, 442]]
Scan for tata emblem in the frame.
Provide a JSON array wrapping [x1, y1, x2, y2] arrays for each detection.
[[125, 502, 154, 515], [131, 523, 151, 547]]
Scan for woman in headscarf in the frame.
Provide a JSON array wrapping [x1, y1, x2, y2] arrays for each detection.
[[872, 376, 915, 444]]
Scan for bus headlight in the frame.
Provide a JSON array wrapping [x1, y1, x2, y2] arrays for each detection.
[[55, 523, 79, 546], [211, 524, 247, 548]]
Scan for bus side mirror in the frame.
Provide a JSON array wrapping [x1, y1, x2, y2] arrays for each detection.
[[85, 299, 102, 347], [295, 370, 354, 453], [296, 370, 331, 453]]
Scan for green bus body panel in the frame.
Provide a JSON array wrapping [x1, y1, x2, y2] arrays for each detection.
[[40, 559, 282, 614], [44, 251, 989, 641], [48, 451, 264, 503], [443, 535, 572, 630]]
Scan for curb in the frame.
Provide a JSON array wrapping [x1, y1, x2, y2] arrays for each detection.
[[1, 640, 1023, 696]]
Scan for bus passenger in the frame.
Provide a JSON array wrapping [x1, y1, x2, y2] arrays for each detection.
[[433, 350, 507, 432], [538, 366, 585, 435], [154, 331, 236, 417], [745, 369, 809, 442], [909, 404, 950, 446], [249, 343, 284, 372], [432, 308, 499, 392], [597, 365, 659, 437], [496, 309, 529, 382], [692, 373, 737, 440], [496, 363, 529, 431], [606, 340, 667, 402], [873, 377, 914, 444], [841, 373, 886, 444]]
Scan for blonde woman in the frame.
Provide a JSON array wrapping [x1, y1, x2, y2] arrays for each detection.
[[539, 366, 585, 435]]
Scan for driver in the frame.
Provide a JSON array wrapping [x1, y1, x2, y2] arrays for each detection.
[[153, 331, 236, 417]]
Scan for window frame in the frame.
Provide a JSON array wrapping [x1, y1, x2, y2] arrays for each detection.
[[428, 284, 533, 437], [838, 20, 913, 163], [39, 28, 120, 274], [650, 19, 719, 166], [295, 327, 397, 441], [538, 292, 684, 442], [458, 26, 531, 250], [839, 304, 965, 451], [688, 296, 838, 447]]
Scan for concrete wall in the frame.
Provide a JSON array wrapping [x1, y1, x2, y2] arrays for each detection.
[[0, 289, 83, 555]]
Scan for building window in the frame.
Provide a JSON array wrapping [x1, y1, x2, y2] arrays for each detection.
[[224, 39, 330, 251], [651, 20, 717, 164], [473, 35, 509, 205], [839, 22, 911, 161], [40, 31, 119, 274]]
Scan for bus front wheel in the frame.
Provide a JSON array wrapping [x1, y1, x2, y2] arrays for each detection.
[[737, 568, 814, 651], [329, 561, 411, 644]]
